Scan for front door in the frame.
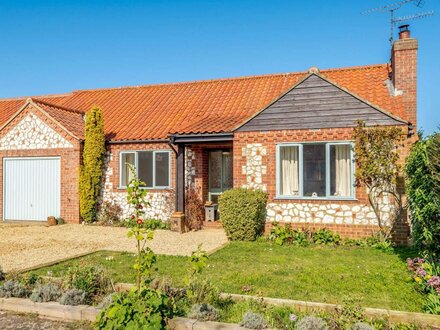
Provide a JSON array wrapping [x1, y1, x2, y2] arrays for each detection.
[[208, 150, 233, 203]]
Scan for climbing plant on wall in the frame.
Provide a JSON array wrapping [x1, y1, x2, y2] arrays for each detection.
[[352, 121, 403, 237], [79, 106, 106, 222]]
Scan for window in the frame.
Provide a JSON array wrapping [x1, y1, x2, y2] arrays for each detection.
[[277, 143, 354, 199], [120, 150, 171, 188]]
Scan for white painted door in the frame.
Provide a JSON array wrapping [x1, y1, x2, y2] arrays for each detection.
[[3, 157, 61, 221]]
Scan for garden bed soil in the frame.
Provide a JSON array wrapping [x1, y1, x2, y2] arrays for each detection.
[[0, 224, 227, 272]]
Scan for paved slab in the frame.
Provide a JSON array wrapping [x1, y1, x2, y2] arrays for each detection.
[[0, 224, 227, 272]]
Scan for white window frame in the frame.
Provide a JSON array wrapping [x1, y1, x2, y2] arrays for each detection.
[[276, 141, 355, 200], [119, 150, 172, 189]]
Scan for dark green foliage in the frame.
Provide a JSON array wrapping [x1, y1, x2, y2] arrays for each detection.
[[59, 289, 88, 306], [125, 218, 170, 230], [240, 311, 267, 329], [188, 303, 220, 321], [30, 283, 62, 302], [0, 280, 28, 298], [96, 287, 172, 329], [405, 132, 440, 257], [219, 188, 268, 241], [79, 106, 106, 223]]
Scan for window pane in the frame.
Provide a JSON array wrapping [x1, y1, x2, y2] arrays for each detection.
[[279, 146, 299, 196], [155, 152, 170, 187], [303, 144, 326, 197], [138, 151, 153, 187], [330, 144, 352, 197], [121, 153, 135, 186], [222, 152, 233, 190], [209, 151, 222, 191]]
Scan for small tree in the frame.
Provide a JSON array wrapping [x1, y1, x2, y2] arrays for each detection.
[[79, 106, 106, 222], [352, 121, 403, 237], [406, 132, 440, 257]]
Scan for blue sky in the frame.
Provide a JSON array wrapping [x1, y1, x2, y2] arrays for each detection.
[[0, 0, 438, 134]]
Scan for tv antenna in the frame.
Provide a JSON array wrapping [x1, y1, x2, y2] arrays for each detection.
[[362, 0, 434, 43]]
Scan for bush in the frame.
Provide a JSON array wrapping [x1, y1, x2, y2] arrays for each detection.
[[0, 280, 28, 298], [63, 264, 111, 299], [313, 229, 341, 245], [96, 287, 172, 329], [79, 106, 106, 223], [405, 132, 440, 257], [240, 311, 267, 329], [350, 323, 374, 330], [97, 200, 123, 226], [296, 316, 328, 330], [188, 303, 220, 322], [30, 283, 62, 302], [59, 289, 88, 306], [219, 188, 268, 241]]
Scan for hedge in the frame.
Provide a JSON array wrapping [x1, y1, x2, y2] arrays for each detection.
[[219, 188, 268, 241]]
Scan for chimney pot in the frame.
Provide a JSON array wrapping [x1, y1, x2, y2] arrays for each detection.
[[398, 24, 411, 39]]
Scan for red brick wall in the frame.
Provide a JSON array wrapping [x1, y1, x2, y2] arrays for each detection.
[[0, 104, 81, 223]]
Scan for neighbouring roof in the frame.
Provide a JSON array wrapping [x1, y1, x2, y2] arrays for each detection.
[[0, 64, 406, 141]]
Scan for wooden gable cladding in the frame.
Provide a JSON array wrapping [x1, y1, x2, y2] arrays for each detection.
[[236, 74, 406, 132]]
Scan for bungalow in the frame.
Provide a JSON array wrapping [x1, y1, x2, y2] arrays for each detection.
[[0, 26, 417, 243]]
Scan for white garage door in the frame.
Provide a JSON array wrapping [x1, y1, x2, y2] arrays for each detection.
[[3, 157, 61, 221]]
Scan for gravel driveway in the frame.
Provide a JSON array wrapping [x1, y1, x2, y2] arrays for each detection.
[[0, 224, 227, 272]]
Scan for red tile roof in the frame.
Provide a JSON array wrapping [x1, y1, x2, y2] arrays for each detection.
[[0, 64, 405, 141]]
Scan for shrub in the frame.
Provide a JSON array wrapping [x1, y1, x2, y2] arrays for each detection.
[[350, 323, 374, 330], [313, 229, 341, 245], [96, 287, 172, 329], [405, 132, 440, 257], [188, 303, 220, 322], [79, 106, 106, 223], [185, 187, 204, 230], [240, 311, 267, 329], [63, 264, 111, 299], [0, 280, 28, 298], [59, 289, 88, 306], [296, 316, 328, 330], [97, 200, 123, 226], [30, 283, 62, 302], [219, 188, 268, 241]]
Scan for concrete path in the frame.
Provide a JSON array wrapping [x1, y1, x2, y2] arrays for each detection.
[[0, 224, 227, 272]]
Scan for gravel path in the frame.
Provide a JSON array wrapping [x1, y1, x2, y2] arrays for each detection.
[[0, 311, 92, 330], [0, 224, 227, 272]]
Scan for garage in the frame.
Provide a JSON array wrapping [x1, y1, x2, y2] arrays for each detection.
[[3, 157, 61, 221]]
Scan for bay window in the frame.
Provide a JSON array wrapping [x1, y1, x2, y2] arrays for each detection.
[[277, 142, 354, 199], [120, 150, 171, 188]]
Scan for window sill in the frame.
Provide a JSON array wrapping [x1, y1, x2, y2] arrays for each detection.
[[274, 196, 358, 202]]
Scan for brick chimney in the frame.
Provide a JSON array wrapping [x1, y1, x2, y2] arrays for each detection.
[[391, 24, 418, 128]]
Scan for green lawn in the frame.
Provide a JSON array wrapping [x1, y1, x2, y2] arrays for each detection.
[[32, 241, 424, 312]]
